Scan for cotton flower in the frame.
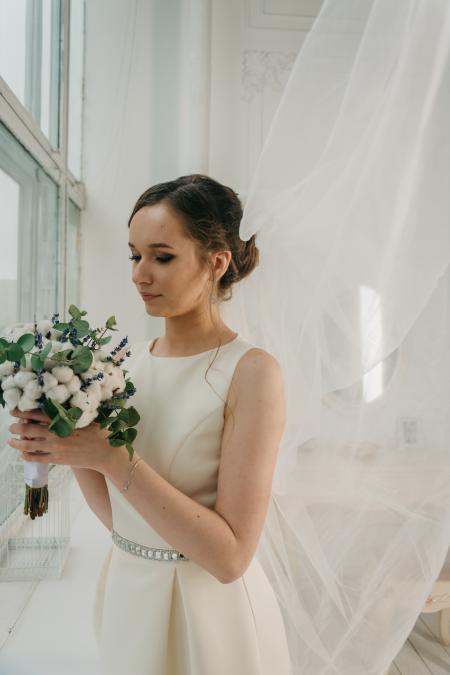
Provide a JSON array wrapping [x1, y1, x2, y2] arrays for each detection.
[[18, 394, 40, 412], [0, 361, 14, 378], [70, 390, 98, 411], [51, 341, 65, 352], [24, 379, 43, 399], [94, 349, 107, 362], [114, 368, 126, 390], [75, 406, 99, 429], [1, 323, 25, 341], [1, 375, 16, 391], [41, 372, 58, 393], [79, 367, 98, 383], [103, 362, 115, 374], [100, 385, 114, 401], [86, 381, 102, 400], [37, 320, 53, 336], [51, 366, 73, 383], [46, 384, 71, 404], [106, 370, 126, 395], [13, 371, 37, 389], [66, 376, 82, 394], [103, 364, 123, 384], [3, 387, 22, 410]]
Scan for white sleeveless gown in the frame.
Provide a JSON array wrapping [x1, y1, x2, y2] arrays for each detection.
[[92, 334, 292, 675]]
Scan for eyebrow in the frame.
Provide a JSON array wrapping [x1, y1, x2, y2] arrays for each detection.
[[128, 242, 175, 250]]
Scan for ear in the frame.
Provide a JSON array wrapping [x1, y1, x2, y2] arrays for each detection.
[[212, 250, 232, 282]]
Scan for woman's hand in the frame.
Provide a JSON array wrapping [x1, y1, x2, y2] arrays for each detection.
[[7, 408, 113, 473]]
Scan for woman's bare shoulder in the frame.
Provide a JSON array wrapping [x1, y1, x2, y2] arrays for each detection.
[[224, 346, 284, 419]]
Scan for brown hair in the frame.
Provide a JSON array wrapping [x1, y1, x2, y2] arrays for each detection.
[[127, 174, 260, 427]]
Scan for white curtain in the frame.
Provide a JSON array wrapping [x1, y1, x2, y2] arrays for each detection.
[[221, 0, 450, 673]]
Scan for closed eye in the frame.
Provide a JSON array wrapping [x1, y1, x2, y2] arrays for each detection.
[[128, 254, 174, 264]]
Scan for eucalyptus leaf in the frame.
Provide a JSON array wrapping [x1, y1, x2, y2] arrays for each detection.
[[66, 406, 83, 421], [107, 436, 126, 448], [126, 407, 140, 426], [31, 353, 44, 371], [68, 304, 82, 320], [72, 319, 90, 337], [7, 344, 24, 362], [122, 428, 137, 443], [17, 333, 35, 352]]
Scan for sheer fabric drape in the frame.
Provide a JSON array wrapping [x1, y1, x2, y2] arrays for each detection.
[[221, 1, 450, 673]]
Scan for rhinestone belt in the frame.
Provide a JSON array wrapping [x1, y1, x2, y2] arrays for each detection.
[[111, 528, 189, 561]]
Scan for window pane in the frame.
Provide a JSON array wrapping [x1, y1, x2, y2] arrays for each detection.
[[0, 121, 59, 333], [68, 0, 85, 178], [35, 167, 59, 318], [40, 0, 60, 144], [0, 169, 20, 329], [0, 0, 61, 147], [0, 0, 27, 104]]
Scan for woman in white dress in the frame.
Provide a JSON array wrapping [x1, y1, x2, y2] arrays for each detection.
[[8, 173, 292, 675]]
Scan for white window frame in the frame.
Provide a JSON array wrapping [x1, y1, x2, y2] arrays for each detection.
[[0, 0, 85, 315]]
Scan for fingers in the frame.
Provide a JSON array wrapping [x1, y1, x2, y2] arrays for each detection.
[[21, 449, 52, 462], [10, 408, 49, 424], [8, 437, 52, 454], [8, 421, 48, 437], [11, 408, 47, 419]]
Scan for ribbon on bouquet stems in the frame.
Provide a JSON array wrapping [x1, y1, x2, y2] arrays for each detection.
[[22, 419, 50, 519]]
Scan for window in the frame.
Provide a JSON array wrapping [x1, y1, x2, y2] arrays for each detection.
[[324, 286, 401, 408], [0, 0, 85, 521]]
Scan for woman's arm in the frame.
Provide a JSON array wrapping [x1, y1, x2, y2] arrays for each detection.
[[100, 348, 285, 585], [71, 467, 112, 532]]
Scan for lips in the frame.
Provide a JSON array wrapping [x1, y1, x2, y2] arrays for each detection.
[[141, 293, 160, 299]]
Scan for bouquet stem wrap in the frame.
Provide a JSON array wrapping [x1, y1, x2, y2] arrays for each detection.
[[23, 459, 48, 489], [22, 420, 50, 518]]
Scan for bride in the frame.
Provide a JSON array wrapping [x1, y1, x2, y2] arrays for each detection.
[[8, 0, 450, 673]]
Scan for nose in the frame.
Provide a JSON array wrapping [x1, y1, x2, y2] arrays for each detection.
[[131, 259, 152, 286]]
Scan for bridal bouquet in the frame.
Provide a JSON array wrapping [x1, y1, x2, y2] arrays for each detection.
[[0, 305, 140, 519]]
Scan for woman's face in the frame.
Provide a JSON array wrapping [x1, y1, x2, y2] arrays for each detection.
[[128, 202, 217, 316]]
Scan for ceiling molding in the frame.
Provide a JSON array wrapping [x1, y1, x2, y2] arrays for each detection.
[[247, 0, 323, 31]]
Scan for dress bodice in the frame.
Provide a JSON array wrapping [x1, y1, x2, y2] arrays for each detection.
[[105, 334, 257, 550]]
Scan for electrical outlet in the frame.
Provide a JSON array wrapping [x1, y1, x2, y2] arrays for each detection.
[[396, 417, 420, 447]]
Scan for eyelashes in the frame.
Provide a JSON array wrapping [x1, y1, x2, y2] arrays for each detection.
[[128, 254, 174, 264]]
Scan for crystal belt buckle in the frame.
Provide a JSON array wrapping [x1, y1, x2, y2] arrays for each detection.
[[111, 528, 189, 561]]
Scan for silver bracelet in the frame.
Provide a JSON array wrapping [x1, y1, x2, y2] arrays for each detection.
[[120, 456, 143, 493]]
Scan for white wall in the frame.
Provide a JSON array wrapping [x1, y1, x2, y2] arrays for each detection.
[[80, 0, 313, 344], [81, 0, 158, 344]]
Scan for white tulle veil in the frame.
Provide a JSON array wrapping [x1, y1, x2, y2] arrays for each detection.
[[220, 0, 450, 673]]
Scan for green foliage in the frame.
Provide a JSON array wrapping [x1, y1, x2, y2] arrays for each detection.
[[43, 398, 81, 437]]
